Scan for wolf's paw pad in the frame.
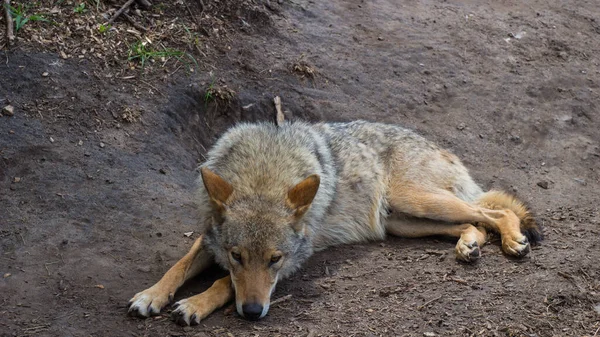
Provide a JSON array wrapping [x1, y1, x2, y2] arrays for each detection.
[[171, 298, 208, 326], [128, 286, 173, 318], [455, 239, 481, 263], [503, 236, 530, 258]]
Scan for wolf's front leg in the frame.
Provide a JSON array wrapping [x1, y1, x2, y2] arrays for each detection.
[[128, 236, 213, 317], [171, 275, 234, 326]]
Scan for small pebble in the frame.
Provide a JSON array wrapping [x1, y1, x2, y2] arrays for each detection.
[[42, 72, 49, 77], [13, 177, 21, 183], [537, 181, 549, 189], [99, 142, 105, 148], [2, 105, 14, 116]]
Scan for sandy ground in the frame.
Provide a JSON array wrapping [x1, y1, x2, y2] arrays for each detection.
[[1, 0, 600, 336]]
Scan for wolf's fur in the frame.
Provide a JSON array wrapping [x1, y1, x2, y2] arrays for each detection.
[[129, 120, 542, 325]]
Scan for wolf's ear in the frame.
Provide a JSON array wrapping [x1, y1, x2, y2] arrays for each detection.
[[286, 174, 320, 220], [201, 167, 233, 211]]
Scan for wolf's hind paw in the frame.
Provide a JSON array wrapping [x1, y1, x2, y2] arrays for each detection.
[[502, 236, 530, 258], [128, 285, 173, 318], [455, 239, 481, 263]]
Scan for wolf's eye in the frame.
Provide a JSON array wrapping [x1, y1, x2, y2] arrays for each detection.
[[269, 255, 282, 266], [231, 252, 242, 263]]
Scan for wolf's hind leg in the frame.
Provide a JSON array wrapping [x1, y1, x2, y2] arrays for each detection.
[[387, 187, 529, 257], [386, 216, 487, 262], [128, 236, 213, 317], [171, 275, 234, 326]]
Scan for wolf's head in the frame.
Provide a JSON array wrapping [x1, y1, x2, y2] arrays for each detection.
[[200, 167, 318, 320]]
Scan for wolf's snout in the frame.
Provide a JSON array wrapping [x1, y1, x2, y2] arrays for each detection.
[[241, 303, 263, 320]]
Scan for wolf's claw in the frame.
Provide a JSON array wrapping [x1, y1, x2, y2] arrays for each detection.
[[128, 285, 172, 318], [456, 239, 481, 263], [502, 235, 530, 258]]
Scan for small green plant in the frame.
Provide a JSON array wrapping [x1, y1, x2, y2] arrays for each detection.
[[98, 23, 110, 33], [203, 76, 235, 107], [204, 78, 216, 103], [127, 41, 198, 71], [74, 3, 87, 14], [8, 4, 49, 32]]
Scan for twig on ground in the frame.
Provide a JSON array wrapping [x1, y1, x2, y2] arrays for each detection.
[[557, 271, 573, 279], [184, 1, 201, 27], [123, 13, 148, 32], [270, 294, 292, 306], [197, 0, 205, 17], [274, 96, 285, 126], [140, 79, 165, 97], [44, 261, 60, 276], [443, 273, 469, 285], [106, 0, 135, 26], [3, 0, 14, 47], [417, 295, 442, 310], [448, 276, 469, 285]]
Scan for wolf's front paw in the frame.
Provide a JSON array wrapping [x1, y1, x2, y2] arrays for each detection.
[[171, 296, 214, 326], [502, 235, 530, 258], [455, 239, 481, 263], [128, 284, 174, 318]]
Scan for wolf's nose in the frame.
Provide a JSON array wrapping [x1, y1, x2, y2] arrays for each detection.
[[242, 303, 263, 320]]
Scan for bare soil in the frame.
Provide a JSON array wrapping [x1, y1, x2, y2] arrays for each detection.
[[1, 0, 600, 336]]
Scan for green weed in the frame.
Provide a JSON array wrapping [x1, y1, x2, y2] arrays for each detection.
[[74, 3, 87, 14], [98, 24, 110, 33], [8, 4, 49, 32], [204, 78, 216, 103], [127, 40, 198, 71]]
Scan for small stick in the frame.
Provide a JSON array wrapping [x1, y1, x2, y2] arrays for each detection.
[[197, 0, 205, 17], [270, 294, 292, 306], [274, 96, 285, 126], [557, 271, 573, 279], [417, 295, 442, 311], [123, 13, 148, 32], [140, 79, 165, 97], [4, 0, 14, 46], [106, 0, 135, 26], [184, 1, 201, 27]]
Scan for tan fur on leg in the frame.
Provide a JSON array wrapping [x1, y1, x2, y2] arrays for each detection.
[[128, 236, 213, 317], [171, 275, 234, 326], [387, 187, 529, 257], [386, 216, 487, 262]]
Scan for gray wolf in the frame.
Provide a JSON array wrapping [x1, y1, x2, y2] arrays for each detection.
[[128, 120, 542, 325]]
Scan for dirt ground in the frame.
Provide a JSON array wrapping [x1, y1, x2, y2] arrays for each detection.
[[1, 0, 600, 336]]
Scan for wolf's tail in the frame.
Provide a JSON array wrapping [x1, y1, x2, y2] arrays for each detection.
[[475, 190, 543, 244]]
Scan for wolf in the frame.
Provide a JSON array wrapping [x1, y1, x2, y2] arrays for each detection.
[[128, 120, 542, 325]]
